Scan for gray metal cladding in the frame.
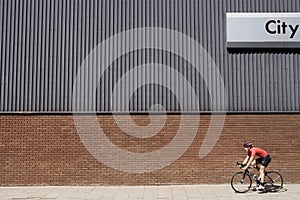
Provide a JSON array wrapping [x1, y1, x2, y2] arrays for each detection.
[[1, 0, 300, 112]]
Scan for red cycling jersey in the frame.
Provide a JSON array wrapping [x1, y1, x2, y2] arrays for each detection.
[[248, 147, 268, 158]]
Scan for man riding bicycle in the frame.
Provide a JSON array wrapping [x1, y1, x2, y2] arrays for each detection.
[[241, 141, 272, 190]]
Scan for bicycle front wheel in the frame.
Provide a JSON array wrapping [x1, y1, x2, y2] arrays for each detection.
[[231, 171, 252, 193], [264, 171, 283, 192]]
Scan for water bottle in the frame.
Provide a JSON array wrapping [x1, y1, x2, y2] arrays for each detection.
[[253, 175, 257, 180]]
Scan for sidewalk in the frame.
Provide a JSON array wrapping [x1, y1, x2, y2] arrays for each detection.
[[0, 184, 299, 200]]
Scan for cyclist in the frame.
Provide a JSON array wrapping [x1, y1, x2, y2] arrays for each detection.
[[241, 141, 272, 190]]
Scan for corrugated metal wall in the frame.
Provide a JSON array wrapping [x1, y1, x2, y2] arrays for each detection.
[[1, 0, 300, 112]]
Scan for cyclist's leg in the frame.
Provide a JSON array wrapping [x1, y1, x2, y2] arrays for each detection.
[[259, 165, 266, 184], [255, 158, 262, 166], [255, 158, 264, 188], [255, 164, 266, 190], [251, 159, 257, 167], [260, 155, 271, 185], [255, 158, 263, 176]]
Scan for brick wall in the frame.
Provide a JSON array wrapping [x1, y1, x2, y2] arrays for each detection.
[[0, 114, 299, 185]]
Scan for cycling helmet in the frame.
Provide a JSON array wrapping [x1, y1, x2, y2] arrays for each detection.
[[243, 141, 252, 148]]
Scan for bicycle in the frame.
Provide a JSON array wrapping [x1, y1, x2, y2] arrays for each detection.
[[230, 162, 284, 193]]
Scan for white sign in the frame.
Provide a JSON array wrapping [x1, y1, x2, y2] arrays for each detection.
[[226, 13, 300, 48]]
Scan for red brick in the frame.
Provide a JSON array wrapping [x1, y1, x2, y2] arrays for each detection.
[[0, 114, 299, 185]]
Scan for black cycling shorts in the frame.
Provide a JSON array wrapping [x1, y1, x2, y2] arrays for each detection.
[[256, 155, 271, 167]]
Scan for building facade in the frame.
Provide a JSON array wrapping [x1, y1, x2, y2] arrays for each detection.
[[0, 0, 300, 185]]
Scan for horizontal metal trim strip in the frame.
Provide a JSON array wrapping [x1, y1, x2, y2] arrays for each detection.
[[227, 42, 300, 48], [1, 111, 300, 115]]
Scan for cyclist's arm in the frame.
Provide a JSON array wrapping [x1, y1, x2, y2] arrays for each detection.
[[242, 156, 250, 165], [244, 156, 255, 169]]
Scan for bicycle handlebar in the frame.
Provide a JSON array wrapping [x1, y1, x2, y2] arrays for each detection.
[[236, 162, 246, 168]]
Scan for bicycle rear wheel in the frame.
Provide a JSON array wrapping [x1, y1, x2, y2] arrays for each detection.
[[231, 171, 252, 193], [264, 171, 283, 192]]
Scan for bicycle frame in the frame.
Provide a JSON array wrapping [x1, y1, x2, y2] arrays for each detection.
[[246, 169, 259, 179], [237, 162, 261, 182], [231, 162, 284, 193]]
